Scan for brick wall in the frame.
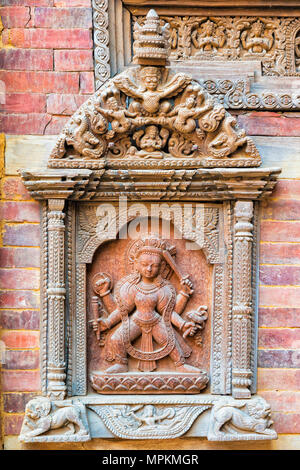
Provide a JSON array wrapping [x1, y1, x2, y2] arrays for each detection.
[[1, 0, 300, 451]]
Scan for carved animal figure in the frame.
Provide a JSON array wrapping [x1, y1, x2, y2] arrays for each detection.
[[23, 398, 88, 437], [211, 399, 274, 436]]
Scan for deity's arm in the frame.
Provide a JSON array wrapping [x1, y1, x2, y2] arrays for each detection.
[[100, 291, 117, 314], [174, 291, 190, 315], [171, 310, 187, 331], [102, 307, 122, 330]]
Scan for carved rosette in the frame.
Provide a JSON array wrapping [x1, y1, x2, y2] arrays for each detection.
[[47, 199, 67, 400], [232, 201, 254, 398]]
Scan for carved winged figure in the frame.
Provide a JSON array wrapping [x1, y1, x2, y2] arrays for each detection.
[[191, 20, 226, 53], [167, 94, 213, 134], [241, 20, 274, 54], [113, 66, 191, 115], [95, 96, 139, 136], [91, 235, 207, 374]]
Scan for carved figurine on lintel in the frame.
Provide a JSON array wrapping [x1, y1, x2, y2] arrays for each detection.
[[90, 235, 209, 394]]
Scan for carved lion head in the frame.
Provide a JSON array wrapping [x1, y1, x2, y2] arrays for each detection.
[[25, 397, 52, 420]]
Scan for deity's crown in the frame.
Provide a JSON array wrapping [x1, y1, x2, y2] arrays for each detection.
[[135, 235, 176, 259], [133, 9, 170, 66]]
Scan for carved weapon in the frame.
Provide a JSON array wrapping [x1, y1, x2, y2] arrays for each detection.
[[162, 249, 189, 283], [91, 296, 101, 344]]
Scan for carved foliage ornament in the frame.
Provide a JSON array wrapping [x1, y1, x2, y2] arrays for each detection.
[[134, 14, 300, 77], [49, 11, 261, 169]]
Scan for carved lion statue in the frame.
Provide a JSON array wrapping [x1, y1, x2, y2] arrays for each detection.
[[211, 398, 274, 436], [23, 397, 88, 438]]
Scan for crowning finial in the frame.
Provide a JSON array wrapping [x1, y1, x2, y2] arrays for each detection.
[[133, 9, 170, 66]]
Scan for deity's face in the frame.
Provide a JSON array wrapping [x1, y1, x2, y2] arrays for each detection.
[[107, 97, 119, 110], [145, 125, 159, 139], [142, 69, 160, 91], [136, 252, 162, 280], [252, 21, 263, 37], [203, 21, 214, 36]]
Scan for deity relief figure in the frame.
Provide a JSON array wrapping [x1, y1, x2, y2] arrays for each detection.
[[191, 20, 226, 53], [114, 66, 191, 115], [91, 236, 207, 374], [166, 93, 213, 134], [129, 125, 169, 158], [95, 96, 139, 136], [241, 20, 274, 55]]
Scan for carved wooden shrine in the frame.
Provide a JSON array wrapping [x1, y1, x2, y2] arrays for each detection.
[[19, 10, 281, 443]]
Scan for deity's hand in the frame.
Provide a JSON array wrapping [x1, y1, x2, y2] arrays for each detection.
[[180, 277, 194, 296], [182, 321, 200, 339], [94, 277, 111, 297], [92, 318, 109, 332]]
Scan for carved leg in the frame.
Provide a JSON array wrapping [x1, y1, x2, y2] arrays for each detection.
[[106, 320, 141, 373]]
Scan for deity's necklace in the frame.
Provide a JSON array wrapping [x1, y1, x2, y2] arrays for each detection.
[[135, 281, 161, 294]]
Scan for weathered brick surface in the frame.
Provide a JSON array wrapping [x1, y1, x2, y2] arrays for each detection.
[[272, 413, 300, 434], [260, 243, 300, 264], [43, 115, 70, 134], [259, 329, 300, 349], [0, 310, 40, 330], [0, 291, 39, 309], [271, 180, 300, 199], [260, 391, 300, 413], [0, 201, 40, 222], [259, 308, 300, 328], [0, 49, 53, 71], [34, 7, 92, 29], [0, 113, 52, 134], [0, 71, 79, 93], [1, 330, 39, 349], [261, 199, 300, 221], [1, 177, 32, 201], [46, 93, 88, 114], [0, 247, 40, 268], [54, 49, 93, 71], [0, 268, 39, 290], [3, 393, 38, 414], [237, 113, 300, 136], [2, 223, 40, 246], [260, 221, 300, 242], [259, 266, 300, 286], [2, 28, 92, 49], [0, 94, 46, 114], [2, 370, 40, 392], [0, 6, 32, 28], [79, 71, 94, 94], [258, 350, 300, 368], [4, 415, 24, 436], [259, 286, 300, 307], [3, 350, 40, 370], [257, 368, 300, 390]]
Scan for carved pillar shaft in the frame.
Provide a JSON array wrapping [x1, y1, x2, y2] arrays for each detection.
[[232, 201, 254, 399], [47, 199, 66, 399]]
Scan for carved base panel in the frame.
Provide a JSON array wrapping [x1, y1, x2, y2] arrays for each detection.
[[19, 394, 277, 442], [90, 371, 209, 394]]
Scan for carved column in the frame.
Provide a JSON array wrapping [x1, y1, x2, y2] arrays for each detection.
[[47, 199, 67, 399], [232, 201, 254, 399]]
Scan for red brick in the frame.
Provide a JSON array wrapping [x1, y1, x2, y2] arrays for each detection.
[[261, 200, 300, 221], [43, 115, 70, 134], [0, 49, 53, 71], [259, 286, 300, 307], [3, 223, 40, 247], [258, 349, 300, 368], [0, 113, 51, 134], [0, 247, 40, 268], [0, 6, 31, 28], [237, 114, 300, 136], [257, 368, 300, 390], [0, 310, 40, 330], [1, 330, 39, 349], [46, 93, 87, 115], [0, 201, 40, 222], [2, 177, 32, 201], [0, 71, 79, 93], [258, 328, 300, 349], [54, 49, 93, 71], [259, 266, 300, 286], [80, 71, 94, 94], [260, 243, 300, 264], [3, 350, 40, 370], [2, 0, 53, 5], [4, 393, 38, 414], [4, 414, 24, 435], [271, 180, 300, 200], [54, 0, 91, 6], [260, 221, 300, 242], [2, 370, 40, 392], [260, 391, 300, 413], [34, 7, 92, 29], [0, 291, 39, 309], [0, 93, 46, 114], [272, 412, 300, 434], [259, 308, 300, 328], [0, 268, 39, 290], [2, 28, 93, 49]]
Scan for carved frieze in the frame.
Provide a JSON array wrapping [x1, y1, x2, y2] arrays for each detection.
[[134, 14, 300, 77]]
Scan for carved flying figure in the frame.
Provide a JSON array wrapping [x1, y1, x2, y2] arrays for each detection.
[[191, 20, 226, 53], [91, 236, 208, 374], [241, 20, 274, 54], [113, 66, 191, 115], [166, 93, 213, 134], [95, 96, 139, 137]]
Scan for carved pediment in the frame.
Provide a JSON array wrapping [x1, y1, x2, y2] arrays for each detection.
[[48, 10, 261, 170]]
